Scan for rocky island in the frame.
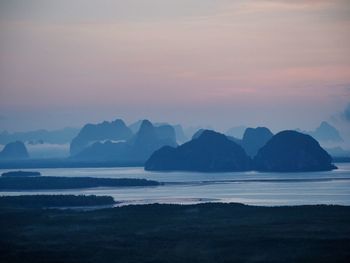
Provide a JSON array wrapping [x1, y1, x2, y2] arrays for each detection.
[[145, 130, 251, 172], [254, 130, 337, 172]]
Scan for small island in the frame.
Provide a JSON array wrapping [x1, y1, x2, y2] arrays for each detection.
[[0, 195, 116, 208], [1, 170, 41, 177], [0, 176, 161, 190]]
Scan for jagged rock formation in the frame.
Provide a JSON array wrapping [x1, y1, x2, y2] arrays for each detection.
[[70, 119, 132, 155], [73, 120, 177, 163], [0, 141, 29, 160], [306, 121, 343, 142]]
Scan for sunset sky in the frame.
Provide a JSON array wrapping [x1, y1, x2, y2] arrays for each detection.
[[0, 0, 349, 134]]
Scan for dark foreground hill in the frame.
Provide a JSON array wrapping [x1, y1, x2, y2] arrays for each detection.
[[254, 130, 336, 172], [0, 202, 349, 263], [145, 130, 251, 172]]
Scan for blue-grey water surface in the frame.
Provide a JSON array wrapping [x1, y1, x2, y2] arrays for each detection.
[[1, 163, 350, 206]]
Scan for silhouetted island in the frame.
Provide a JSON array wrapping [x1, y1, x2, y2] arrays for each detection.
[[254, 130, 337, 172], [0, 141, 29, 160], [241, 127, 273, 157], [225, 127, 273, 157], [0, 195, 116, 208], [1, 170, 41, 177], [0, 127, 79, 145], [145, 130, 251, 172], [0, 176, 160, 190], [304, 121, 343, 142], [70, 119, 133, 155], [74, 120, 177, 163]]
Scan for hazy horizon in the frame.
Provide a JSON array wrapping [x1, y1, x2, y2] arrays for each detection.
[[1, 0, 350, 139]]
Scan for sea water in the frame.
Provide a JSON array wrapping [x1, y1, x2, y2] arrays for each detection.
[[1, 163, 350, 206]]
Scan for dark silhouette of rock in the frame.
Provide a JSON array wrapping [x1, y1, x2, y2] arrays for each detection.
[[254, 130, 336, 172], [2, 171, 41, 177], [127, 120, 177, 162], [145, 130, 251, 172], [191, 129, 205, 140], [241, 127, 273, 157], [73, 140, 132, 161], [306, 121, 343, 142], [184, 125, 213, 140], [155, 124, 177, 144], [0, 141, 29, 160], [130, 120, 187, 143], [154, 122, 186, 143], [73, 120, 177, 163], [70, 119, 132, 155]]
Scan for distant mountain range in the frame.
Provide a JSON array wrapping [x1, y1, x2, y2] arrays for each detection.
[[70, 119, 133, 155], [129, 121, 187, 144], [70, 119, 188, 158], [0, 119, 343, 172], [300, 121, 343, 143], [324, 147, 350, 158], [0, 127, 79, 145], [72, 120, 177, 163]]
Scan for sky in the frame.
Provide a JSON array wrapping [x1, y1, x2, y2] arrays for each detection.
[[0, 0, 350, 135]]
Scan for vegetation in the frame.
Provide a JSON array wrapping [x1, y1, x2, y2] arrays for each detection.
[[0, 158, 143, 169], [0, 203, 349, 262], [0, 195, 115, 208], [1, 170, 41, 177], [0, 176, 160, 190]]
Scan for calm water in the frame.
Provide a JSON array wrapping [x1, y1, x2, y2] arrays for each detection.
[[1, 163, 350, 206]]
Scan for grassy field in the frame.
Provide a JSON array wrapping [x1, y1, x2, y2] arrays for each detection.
[[1, 202, 350, 263]]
